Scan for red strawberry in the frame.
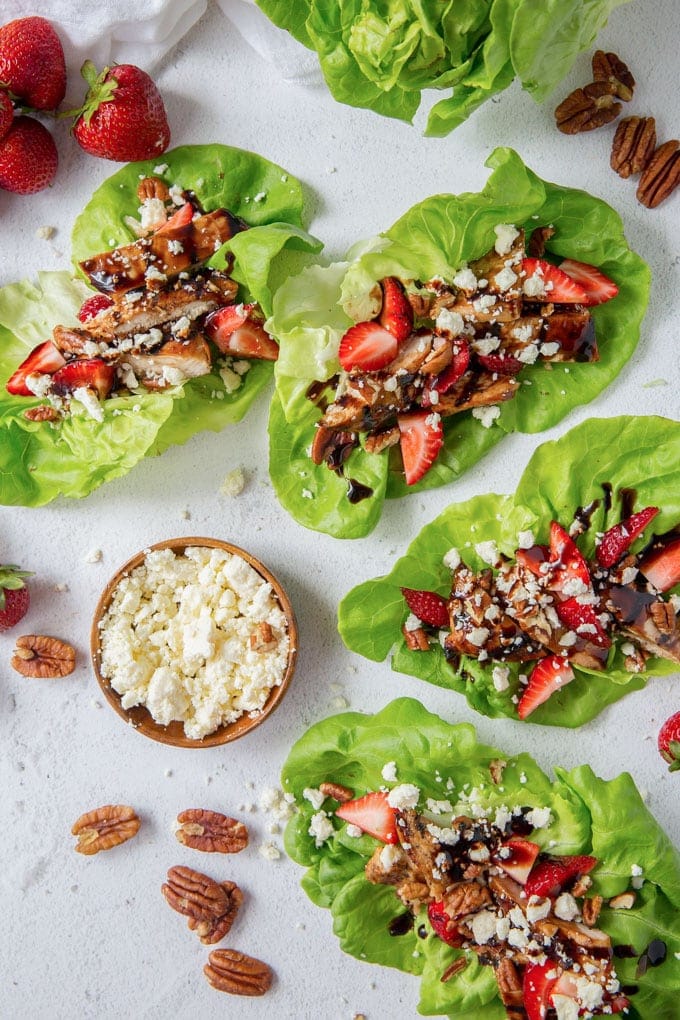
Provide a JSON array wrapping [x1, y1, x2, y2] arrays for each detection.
[[398, 410, 444, 486], [50, 359, 115, 399], [555, 597, 611, 647], [658, 711, 680, 772], [518, 656, 574, 720], [77, 294, 113, 323], [335, 791, 398, 844], [523, 960, 559, 1020], [338, 321, 398, 372], [559, 258, 619, 305], [72, 61, 170, 162], [0, 17, 66, 111], [476, 352, 523, 375], [522, 258, 589, 303], [524, 854, 597, 899], [0, 90, 13, 141], [401, 587, 449, 628], [205, 304, 278, 361], [430, 340, 470, 394], [0, 563, 33, 632], [0, 116, 57, 195], [638, 536, 680, 592], [493, 838, 541, 885], [597, 505, 659, 568], [427, 901, 463, 947], [154, 200, 195, 236], [548, 521, 591, 592], [6, 340, 66, 395], [379, 277, 413, 342]]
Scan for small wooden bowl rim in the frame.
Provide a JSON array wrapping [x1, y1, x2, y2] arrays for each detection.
[[90, 537, 298, 748]]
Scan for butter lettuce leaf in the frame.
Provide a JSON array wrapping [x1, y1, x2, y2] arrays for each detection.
[[282, 698, 680, 1018], [0, 144, 320, 507], [338, 416, 680, 726]]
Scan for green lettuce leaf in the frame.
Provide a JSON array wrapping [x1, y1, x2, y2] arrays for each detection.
[[254, 0, 631, 133], [338, 415, 680, 727], [268, 148, 649, 536], [0, 144, 320, 507], [282, 698, 680, 1018]]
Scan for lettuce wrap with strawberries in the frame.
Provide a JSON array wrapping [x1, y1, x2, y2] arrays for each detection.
[[268, 148, 649, 539], [283, 698, 680, 1019], [0, 144, 320, 506], [338, 416, 680, 727]]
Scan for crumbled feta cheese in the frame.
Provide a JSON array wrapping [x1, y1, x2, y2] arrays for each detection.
[[552, 995, 579, 1020], [387, 784, 420, 810], [303, 787, 326, 811], [220, 468, 246, 497], [472, 405, 501, 429], [467, 626, 490, 647], [36, 225, 55, 240], [436, 308, 465, 335], [380, 844, 402, 871], [631, 863, 644, 889], [381, 761, 398, 782], [554, 892, 579, 921], [492, 666, 510, 692], [345, 823, 363, 838], [471, 910, 497, 945], [517, 530, 534, 549], [73, 386, 104, 422], [539, 341, 560, 357], [473, 333, 501, 356], [494, 267, 518, 292], [403, 613, 423, 632], [144, 264, 167, 282], [473, 293, 497, 313], [139, 197, 167, 231], [523, 270, 547, 298], [511, 323, 534, 343], [258, 841, 281, 861], [308, 811, 333, 847], [474, 540, 500, 566], [525, 806, 552, 829], [494, 224, 520, 256], [443, 547, 461, 570], [526, 896, 552, 923], [85, 548, 103, 564]]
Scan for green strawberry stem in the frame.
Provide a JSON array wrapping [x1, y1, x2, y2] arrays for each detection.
[[0, 563, 33, 610], [668, 740, 680, 772], [59, 61, 119, 124]]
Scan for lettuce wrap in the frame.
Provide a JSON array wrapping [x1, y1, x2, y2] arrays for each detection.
[[338, 416, 680, 727], [0, 144, 320, 507], [268, 148, 649, 538], [254, 0, 631, 135], [282, 697, 680, 1018]]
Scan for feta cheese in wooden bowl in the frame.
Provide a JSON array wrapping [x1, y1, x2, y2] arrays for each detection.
[[90, 538, 297, 747]]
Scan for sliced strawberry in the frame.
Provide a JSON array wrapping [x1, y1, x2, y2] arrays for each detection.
[[397, 410, 444, 486], [476, 352, 523, 375], [523, 960, 559, 1020], [517, 656, 574, 720], [548, 521, 591, 592], [335, 791, 398, 844], [427, 901, 463, 947], [555, 597, 611, 648], [639, 536, 680, 592], [6, 340, 66, 396], [77, 293, 113, 323], [338, 321, 398, 372], [493, 837, 541, 885], [658, 711, 680, 772], [597, 506, 659, 568], [205, 305, 278, 361], [516, 543, 550, 577], [551, 970, 579, 998], [524, 854, 597, 899], [610, 995, 631, 1013], [522, 258, 589, 304], [50, 358, 115, 399], [154, 200, 195, 235], [379, 277, 413, 342], [432, 339, 470, 394], [401, 587, 449, 628], [559, 258, 619, 306]]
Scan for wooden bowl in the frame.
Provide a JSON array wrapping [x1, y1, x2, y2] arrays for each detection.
[[90, 537, 297, 747]]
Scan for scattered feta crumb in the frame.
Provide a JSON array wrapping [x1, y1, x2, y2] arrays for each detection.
[[386, 784, 420, 810], [308, 811, 333, 847], [258, 841, 282, 861], [474, 540, 500, 566], [35, 225, 55, 240], [492, 666, 510, 692], [220, 467, 246, 497], [471, 405, 501, 429], [443, 547, 461, 571], [494, 224, 519, 256], [303, 787, 326, 810], [381, 761, 398, 782], [85, 548, 103, 564]]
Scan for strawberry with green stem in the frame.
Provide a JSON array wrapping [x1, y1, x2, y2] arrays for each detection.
[[658, 712, 680, 772], [0, 563, 33, 631]]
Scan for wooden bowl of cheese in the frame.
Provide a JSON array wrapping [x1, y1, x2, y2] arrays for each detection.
[[90, 537, 297, 747]]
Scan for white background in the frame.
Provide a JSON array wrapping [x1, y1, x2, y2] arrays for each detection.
[[1, 1, 679, 1017]]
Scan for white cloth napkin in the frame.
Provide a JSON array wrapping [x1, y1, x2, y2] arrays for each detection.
[[216, 0, 323, 85]]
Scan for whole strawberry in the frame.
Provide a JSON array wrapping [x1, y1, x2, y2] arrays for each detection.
[[0, 16, 66, 111], [658, 712, 680, 772], [0, 563, 33, 632], [72, 60, 170, 162], [0, 116, 58, 194], [0, 89, 12, 140]]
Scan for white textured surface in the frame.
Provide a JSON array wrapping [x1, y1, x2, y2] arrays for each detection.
[[1, 1, 680, 1017]]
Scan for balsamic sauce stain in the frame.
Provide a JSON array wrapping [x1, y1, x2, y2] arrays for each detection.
[[388, 912, 414, 937], [620, 486, 638, 520], [573, 498, 600, 534], [602, 482, 613, 513], [613, 944, 637, 959], [636, 939, 667, 977], [347, 478, 373, 504]]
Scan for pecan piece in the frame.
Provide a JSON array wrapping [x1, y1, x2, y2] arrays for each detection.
[[611, 116, 657, 178], [555, 84, 621, 134], [489, 759, 507, 786], [441, 957, 468, 983], [72, 805, 140, 855], [11, 634, 76, 678], [592, 50, 635, 101], [637, 140, 680, 208], [249, 621, 276, 651], [402, 623, 430, 651], [649, 600, 676, 634], [581, 894, 604, 927], [23, 405, 59, 422], [527, 225, 555, 258], [609, 891, 636, 909], [162, 864, 230, 919], [175, 809, 248, 854], [136, 175, 170, 202], [187, 881, 243, 944], [204, 948, 273, 996], [319, 781, 354, 803]]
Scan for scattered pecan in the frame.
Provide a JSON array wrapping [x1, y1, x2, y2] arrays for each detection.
[[623, 644, 647, 672], [489, 759, 507, 786], [441, 957, 468, 983], [555, 83, 621, 134], [402, 623, 430, 651], [249, 621, 276, 651], [581, 894, 604, 927], [572, 874, 593, 898], [204, 948, 273, 997], [23, 405, 59, 422], [71, 804, 140, 855], [319, 781, 354, 803], [11, 634, 76, 678], [162, 865, 231, 920], [175, 809, 248, 854], [592, 50, 635, 102], [649, 599, 676, 634], [527, 226, 555, 258], [611, 116, 657, 178], [136, 175, 169, 202], [637, 139, 680, 208], [188, 881, 243, 944], [609, 891, 636, 909]]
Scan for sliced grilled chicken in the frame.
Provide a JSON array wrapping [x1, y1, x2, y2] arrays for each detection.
[[122, 331, 212, 388], [434, 371, 518, 415], [605, 584, 680, 664]]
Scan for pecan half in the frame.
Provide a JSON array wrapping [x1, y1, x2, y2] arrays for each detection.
[[188, 881, 243, 944], [592, 50, 635, 101], [162, 865, 231, 919], [11, 635, 76, 678], [650, 599, 676, 634], [136, 176, 170, 202], [582, 894, 603, 927], [23, 405, 59, 422], [441, 957, 468, 983], [637, 139, 680, 208], [611, 116, 657, 178], [609, 891, 636, 909], [204, 948, 273, 996], [249, 621, 276, 651], [555, 83, 621, 134], [527, 226, 555, 258], [175, 809, 248, 854], [319, 781, 354, 803], [402, 623, 430, 651], [72, 805, 140, 855], [489, 759, 507, 786]]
